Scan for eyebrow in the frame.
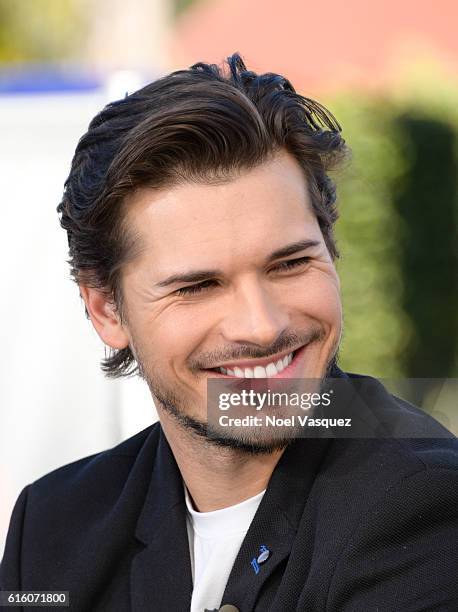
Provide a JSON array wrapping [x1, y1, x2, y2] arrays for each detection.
[[155, 239, 320, 288]]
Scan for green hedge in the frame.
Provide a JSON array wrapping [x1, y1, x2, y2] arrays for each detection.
[[326, 87, 458, 379]]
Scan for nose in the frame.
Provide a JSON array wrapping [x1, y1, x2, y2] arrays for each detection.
[[220, 277, 289, 349]]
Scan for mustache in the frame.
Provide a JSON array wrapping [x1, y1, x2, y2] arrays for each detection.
[[190, 327, 326, 371]]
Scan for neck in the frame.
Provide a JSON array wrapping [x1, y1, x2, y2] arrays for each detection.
[[158, 410, 286, 512]]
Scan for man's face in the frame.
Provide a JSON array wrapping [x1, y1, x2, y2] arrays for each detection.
[[119, 149, 342, 451]]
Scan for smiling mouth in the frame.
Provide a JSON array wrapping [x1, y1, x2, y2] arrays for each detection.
[[205, 348, 302, 378]]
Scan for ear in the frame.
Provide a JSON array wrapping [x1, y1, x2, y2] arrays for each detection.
[[79, 285, 130, 350]]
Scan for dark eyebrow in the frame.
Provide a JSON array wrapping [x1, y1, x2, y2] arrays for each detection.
[[155, 239, 320, 288], [268, 239, 320, 261]]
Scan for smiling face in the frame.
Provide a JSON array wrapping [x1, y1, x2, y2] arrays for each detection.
[[83, 149, 343, 452]]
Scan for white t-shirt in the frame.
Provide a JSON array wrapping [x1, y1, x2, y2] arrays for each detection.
[[184, 485, 266, 612]]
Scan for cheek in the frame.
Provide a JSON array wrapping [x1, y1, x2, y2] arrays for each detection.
[[288, 273, 342, 328], [133, 305, 214, 367]]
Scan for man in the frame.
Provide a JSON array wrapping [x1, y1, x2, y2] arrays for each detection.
[[1, 54, 457, 612]]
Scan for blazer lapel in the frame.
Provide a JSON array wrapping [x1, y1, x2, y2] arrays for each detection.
[[220, 436, 332, 610], [221, 365, 347, 610], [131, 428, 193, 612]]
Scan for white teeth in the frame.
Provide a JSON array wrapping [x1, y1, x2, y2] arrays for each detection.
[[216, 352, 294, 378], [265, 363, 278, 377]]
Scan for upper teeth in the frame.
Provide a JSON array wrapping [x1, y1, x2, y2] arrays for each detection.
[[217, 352, 294, 378]]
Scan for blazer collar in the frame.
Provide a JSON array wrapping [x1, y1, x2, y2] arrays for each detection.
[[131, 427, 193, 611], [219, 436, 332, 610]]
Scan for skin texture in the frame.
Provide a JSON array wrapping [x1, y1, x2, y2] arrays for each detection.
[[80, 149, 343, 511]]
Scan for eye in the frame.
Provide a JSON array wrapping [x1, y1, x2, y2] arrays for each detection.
[[273, 256, 311, 272], [176, 279, 217, 296]]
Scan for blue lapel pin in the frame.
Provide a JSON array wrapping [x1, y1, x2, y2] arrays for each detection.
[[251, 545, 271, 574]]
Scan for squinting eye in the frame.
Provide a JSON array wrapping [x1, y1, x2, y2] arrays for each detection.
[[273, 256, 311, 272], [175, 257, 311, 297], [176, 280, 217, 296]]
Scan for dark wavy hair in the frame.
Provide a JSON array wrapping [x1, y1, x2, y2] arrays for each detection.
[[57, 53, 350, 378]]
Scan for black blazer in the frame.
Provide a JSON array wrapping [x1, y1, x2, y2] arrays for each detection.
[[1, 369, 458, 612]]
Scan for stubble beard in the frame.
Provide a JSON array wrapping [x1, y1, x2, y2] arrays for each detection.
[[131, 337, 340, 456]]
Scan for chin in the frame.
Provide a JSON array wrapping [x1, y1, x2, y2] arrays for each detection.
[[205, 429, 296, 455]]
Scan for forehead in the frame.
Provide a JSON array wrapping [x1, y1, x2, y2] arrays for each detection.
[[123, 150, 319, 267]]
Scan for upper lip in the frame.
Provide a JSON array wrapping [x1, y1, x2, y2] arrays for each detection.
[[208, 346, 303, 370]]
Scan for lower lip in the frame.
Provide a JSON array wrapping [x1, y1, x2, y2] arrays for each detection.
[[204, 344, 309, 380]]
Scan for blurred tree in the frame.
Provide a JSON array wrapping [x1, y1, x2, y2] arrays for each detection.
[[327, 90, 458, 383], [329, 94, 410, 378], [173, 0, 199, 17], [393, 114, 458, 378], [0, 0, 87, 63]]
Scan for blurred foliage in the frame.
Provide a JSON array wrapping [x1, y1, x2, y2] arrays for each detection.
[[329, 95, 410, 377], [0, 0, 86, 63], [326, 70, 458, 379], [393, 115, 457, 379], [173, 0, 199, 17]]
